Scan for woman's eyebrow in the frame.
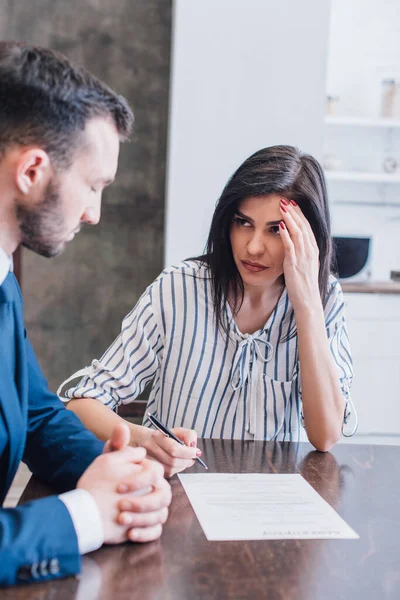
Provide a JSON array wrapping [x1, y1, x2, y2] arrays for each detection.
[[235, 211, 281, 226], [235, 210, 253, 223]]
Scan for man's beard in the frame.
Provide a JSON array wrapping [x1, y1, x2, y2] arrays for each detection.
[[16, 178, 67, 258]]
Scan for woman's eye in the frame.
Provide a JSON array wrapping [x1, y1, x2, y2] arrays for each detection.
[[270, 225, 280, 235], [234, 216, 251, 227]]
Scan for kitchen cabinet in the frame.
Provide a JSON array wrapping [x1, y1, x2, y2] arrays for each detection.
[[344, 292, 400, 437]]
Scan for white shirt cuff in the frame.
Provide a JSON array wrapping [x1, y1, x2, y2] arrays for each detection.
[[59, 489, 104, 555]]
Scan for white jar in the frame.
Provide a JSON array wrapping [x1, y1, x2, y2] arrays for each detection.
[[381, 79, 396, 118]]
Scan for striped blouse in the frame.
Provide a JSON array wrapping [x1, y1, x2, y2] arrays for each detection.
[[60, 261, 354, 442]]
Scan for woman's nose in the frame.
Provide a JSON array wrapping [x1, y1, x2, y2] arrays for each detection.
[[247, 233, 265, 255]]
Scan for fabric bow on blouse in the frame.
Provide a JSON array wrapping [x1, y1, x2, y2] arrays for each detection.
[[230, 332, 274, 434]]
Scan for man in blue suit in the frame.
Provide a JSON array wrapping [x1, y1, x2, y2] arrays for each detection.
[[0, 42, 172, 586]]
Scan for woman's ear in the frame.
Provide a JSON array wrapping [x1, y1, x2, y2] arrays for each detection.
[[15, 148, 51, 195]]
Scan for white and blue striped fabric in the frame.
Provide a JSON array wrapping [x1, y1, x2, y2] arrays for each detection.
[[60, 261, 354, 441]]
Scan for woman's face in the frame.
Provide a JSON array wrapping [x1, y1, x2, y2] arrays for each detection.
[[230, 194, 287, 288]]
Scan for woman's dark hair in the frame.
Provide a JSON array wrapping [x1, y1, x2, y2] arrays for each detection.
[[0, 41, 134, 169], [200, 145, 333, 332]]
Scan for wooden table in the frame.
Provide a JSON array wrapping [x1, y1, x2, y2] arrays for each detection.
[[6, 439, 400, 599]]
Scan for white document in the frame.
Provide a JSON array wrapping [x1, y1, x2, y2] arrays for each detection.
[[178, 473, 359, 541]]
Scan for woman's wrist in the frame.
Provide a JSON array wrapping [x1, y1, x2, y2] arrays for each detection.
[[129, 423, 153, 448], [292, 293, 324, 322]]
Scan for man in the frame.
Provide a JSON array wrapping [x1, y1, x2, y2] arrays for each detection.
[[0, 41, 171, 586]]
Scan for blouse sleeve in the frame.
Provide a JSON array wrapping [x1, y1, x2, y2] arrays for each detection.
[[300, 278, 356, 434], [58, 286, 163, 410]]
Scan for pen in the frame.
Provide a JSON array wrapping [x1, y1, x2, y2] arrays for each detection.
[[147, 412, 208, 470]]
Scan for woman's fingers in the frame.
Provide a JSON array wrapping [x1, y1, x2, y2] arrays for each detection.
[[151, 431, 198, 461], [280, 199, 304, 253], [280, 199, 319, 259], [172, 427, 198, 447], [279, 220, 295, 261], [284, 199, 318, 248], [147, 446, 195, 476], [143, 431, 198, 476]]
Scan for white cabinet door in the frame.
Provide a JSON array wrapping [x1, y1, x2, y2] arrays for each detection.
[[350, 358, 400, 434], [345, 293, 400, 321], [344, 293, 400, 435], [348, 321, 400, 359]]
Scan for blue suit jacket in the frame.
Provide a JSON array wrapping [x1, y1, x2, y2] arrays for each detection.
[[0, 272, 104, 586]]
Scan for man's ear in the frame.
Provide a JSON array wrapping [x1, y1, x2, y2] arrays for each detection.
[[16, 148, 51, 195]]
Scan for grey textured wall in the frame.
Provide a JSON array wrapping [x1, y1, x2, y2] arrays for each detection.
[[0, 0, 171, 391]]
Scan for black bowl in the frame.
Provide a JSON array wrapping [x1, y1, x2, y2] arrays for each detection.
[[332, 236, 371, 279]]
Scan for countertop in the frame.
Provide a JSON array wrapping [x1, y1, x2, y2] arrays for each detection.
[[341, 281, 400, 294]]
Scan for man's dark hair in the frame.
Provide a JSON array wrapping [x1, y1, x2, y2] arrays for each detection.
[[0, 41, 134, 168]]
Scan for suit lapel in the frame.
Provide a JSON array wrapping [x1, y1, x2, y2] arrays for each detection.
[[0, 380, 25, 503], [13, 299, 28, 414], [0, 302, 26, 503]]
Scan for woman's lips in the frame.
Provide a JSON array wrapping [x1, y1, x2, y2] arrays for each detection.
[[241, 260, 268, 273]]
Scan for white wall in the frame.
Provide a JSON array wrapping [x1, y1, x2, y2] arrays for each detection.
[[327, 0, 400, 118], [165, 0, 331, 266]]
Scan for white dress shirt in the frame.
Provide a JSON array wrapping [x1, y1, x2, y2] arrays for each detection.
[[0, 246, 11, 284], [0, 247, 104, 555]]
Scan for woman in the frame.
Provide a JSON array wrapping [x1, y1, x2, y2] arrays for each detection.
[[59, 146, 354, 475]]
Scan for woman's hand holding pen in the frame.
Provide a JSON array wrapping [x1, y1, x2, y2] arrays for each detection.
[[278, 198, 321, 314], [139, 426, 201, 478]]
